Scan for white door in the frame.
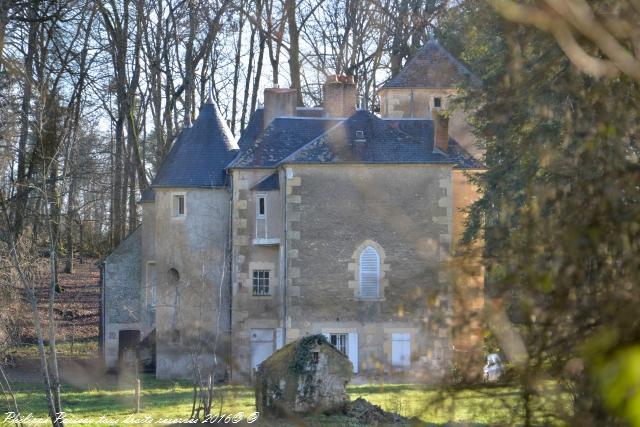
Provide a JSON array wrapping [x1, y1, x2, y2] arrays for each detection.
[[251, 329, 274, 371], [391, 333, 411, 367]]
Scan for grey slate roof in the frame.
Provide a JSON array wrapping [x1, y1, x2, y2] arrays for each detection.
[[152, 100, 238, 188], [234, 107, 323, 154], [250, 172, 280, 191], [279, 110, 481, 167], [229, 117, 342, 168], [139, 187, 155, 203], [382, 39, 480, 89]]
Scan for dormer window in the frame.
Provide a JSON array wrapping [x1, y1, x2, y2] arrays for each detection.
[[434, 97, 442, 108], [173, 194, 186, 218]]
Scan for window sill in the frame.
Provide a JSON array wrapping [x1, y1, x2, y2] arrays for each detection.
[[356, 297, 385, 302], [252, 238, 280, 246]]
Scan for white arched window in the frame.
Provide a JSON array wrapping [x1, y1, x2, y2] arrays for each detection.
[[359, 246, 380, 298]]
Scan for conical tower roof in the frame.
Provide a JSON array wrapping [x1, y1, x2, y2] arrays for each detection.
[[152, 99, 238, 188]]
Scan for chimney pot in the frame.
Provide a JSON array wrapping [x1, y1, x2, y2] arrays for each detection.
[[323, 75, 356, 118], [263, 87, 297, 130]]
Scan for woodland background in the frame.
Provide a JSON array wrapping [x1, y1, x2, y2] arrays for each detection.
[[1, 0, 640, 426]]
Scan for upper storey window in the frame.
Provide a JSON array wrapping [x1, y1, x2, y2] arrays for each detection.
[[256, 194, 267, 219], [434, 97, 442, 108], [172, 193, 186, 218], [359, 246, 380, 299]]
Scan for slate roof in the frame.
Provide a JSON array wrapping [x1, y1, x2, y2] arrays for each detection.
[[229, 117, 342, 168], [250, 172, 280, 191], [278, 110, 481, 168], [152, 100, 238, 188], [139, 187, 155, 203], [382, 39, 480, 89]]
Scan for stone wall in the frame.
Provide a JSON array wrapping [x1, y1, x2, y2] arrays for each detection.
[[103, 227, 142, 369], [230, 169, 285, 381], [284, 164, 453, 380], [141, 201, 157, 332], [451, 170, 485, 374], [153, 188, 231, 379]]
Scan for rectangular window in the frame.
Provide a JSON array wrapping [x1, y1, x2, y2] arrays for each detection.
[[173, 194, 185, 217], [252, 270, 270, 296], [256, 194, 266, 219], [434, 97, 442, 108], [391, 333, 411, 367], [330, 333, 348, 354], [146, 262, 157, 307]]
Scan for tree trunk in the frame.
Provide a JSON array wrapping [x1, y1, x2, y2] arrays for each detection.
[[64, 175, 78, 274], [13, 11, 37, 239], [231, 7, 245, 134], [285, 0, 303, 105]]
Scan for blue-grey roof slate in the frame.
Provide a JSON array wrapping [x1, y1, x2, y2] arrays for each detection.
[[278, 110, 482, 168], [230, 109, 482, 169], [229, 117, 342, 168], [139, 187, 155, 203], [382, 39, 480, 89], [152, 101, 238, 188], [237, 108, 263, 152], [250, 172, 280, 191]]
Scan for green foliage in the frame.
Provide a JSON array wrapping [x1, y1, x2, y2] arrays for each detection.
[[594, 345, 640, 426], [288, 334, 328, 376], [440, 1, 640, 425]]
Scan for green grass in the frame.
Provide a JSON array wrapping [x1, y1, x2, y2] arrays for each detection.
[[3, 376, 569, 426], [8, 341, 98, 360]]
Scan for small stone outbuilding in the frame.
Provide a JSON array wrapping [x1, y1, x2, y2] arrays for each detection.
[[255, 335, 352, 416]]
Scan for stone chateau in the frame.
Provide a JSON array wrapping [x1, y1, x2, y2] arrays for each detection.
[[100, 40, 485, 381]]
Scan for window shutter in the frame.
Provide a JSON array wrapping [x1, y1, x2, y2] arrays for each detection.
[[348, 332, 359, 373], [391, 333, 411, 367], [359, 246, 380, 298], [276, 328, 284, 349]]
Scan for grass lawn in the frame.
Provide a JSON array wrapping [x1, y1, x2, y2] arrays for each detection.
[[3, 375, 568, 426], [8, 341, 99, 360]]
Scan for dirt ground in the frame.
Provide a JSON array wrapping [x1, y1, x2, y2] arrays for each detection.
[[20, 257, 101, 344], [5, 257, 103, 384]]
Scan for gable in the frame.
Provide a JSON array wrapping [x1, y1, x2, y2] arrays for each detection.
[[382, 40, 480, 90]]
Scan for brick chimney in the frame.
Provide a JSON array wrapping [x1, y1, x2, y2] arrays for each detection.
[[323, 75, 356, 118], [432, 108, 449, 153], [263, 88, 297, 130]]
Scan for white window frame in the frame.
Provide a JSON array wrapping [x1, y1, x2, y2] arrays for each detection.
[[359, 246, 380, 299], [324, 332, 359, 373], [329, 333, 348, 354], [391, 332, 411, 367], [256, 193, 267, 220], [172, 193, 186, 219]]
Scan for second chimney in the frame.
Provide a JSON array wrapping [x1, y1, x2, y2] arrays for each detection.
[[263, 88, 297, 130], [323, 75, 357, 118], [432, 108, 449, 153]]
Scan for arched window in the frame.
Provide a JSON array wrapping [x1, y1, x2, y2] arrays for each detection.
[[359, 246, 380, 299], [168, 268, 179, 286]]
